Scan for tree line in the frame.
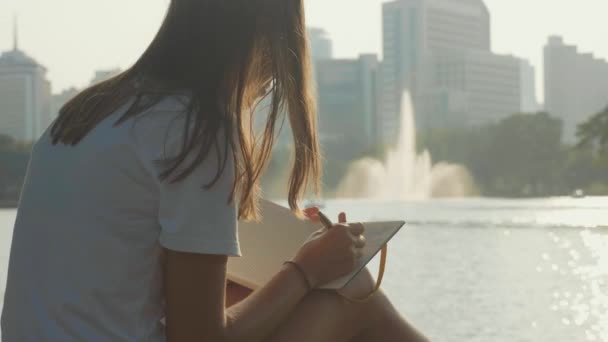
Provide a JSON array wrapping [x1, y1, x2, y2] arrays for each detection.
[[263, 108, 608, 199], [0, 135, 31, 206], [418, 109, 608, 197], [1, 107, 607, 205]]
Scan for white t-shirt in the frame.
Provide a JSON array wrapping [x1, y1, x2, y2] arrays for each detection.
[[1, 96, 241, 341]]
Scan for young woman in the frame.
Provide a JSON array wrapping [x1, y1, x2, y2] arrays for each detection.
[[2, 0, 429, 341]]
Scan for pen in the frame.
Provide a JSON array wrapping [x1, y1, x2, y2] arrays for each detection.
[[317, 211, 334, 230]]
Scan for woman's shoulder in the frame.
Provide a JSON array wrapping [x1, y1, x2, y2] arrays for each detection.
[[125, 95, 190, 152], [128, 93, 192, 131], [146, 93, 191, 113], [126, 92, 225, 168]]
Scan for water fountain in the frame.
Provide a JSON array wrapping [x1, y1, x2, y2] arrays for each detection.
[[336, 92, 476, 199]]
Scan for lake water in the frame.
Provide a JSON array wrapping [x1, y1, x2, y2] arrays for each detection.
[[1, 197, 607, 341]]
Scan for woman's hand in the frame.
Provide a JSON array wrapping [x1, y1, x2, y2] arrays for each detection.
[[336, 213, 376, 299], [303, 210, 376, 297], [226, 208, 367, 307], [293, 210, 366, 288]]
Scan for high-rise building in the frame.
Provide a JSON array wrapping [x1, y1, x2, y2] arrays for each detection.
[[381, 0, 491, 142], [419, 50, 537, 128], [51, 87, 79, 121], [90, 68, 122, 86], [256, 29, 333, 148], [0, 19, 52, 141], [315, 54, 380, 157], [50, 68, 121, 122], [381, 0, 535, 143], [50, 68, 121, 124], [307, 28, 333, 61], [307, 28, 381, 154], [544, 36, 608, 142], [519, 60, 538, 113]]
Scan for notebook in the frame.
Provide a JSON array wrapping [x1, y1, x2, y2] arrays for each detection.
[[227, 200, 405, 290]]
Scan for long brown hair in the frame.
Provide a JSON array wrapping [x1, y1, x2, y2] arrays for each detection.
[[51, 0, 320, 220]]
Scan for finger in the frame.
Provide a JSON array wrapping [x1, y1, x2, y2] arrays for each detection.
[[308, 214, 321, 223], [303, 207, 320, 223], [354, 248, 364, 259], [348, 223, 365, 236], [354, 234, 366, 249], [304, 206, 320, 215], [339, 212, 346, 224]]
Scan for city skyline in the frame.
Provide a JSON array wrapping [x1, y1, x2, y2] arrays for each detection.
[[544, 36, 608, 142], [1, 0, 607, 101], [378, 0, 540, 145]]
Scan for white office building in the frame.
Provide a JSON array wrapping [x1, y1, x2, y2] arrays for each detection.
[[315, 54, 380, 154], [0, 26, 51, 142], [544, 36, 608, 142], [381, 0, 536, 143], [51, 87, 79, 121], [519, 60, 538, 113], [419, 49, 537, 128], [90, 68, 121, 86], [51, 68, 121, 122], [307, 28, 333, 62]]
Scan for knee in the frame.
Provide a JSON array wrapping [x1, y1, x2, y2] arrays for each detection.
[[336, 287, 392, 322], [308, 289, 387, 327], [360, 289, 400, 324], [336, 267, 377, 300], [306, 287, 383, 316]]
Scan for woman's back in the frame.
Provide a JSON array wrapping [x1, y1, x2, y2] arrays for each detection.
[[1, 96, 239, 341]]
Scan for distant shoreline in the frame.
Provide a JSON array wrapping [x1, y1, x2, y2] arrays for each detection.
[[0, 195, 604, 210]]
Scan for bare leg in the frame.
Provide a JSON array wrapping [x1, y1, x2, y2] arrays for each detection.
[[268, 289, 429, 342], [352, 290, 429, 342], [227, 267, 428, 342]]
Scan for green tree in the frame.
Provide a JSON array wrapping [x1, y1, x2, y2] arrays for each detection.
[[0, 135, 31, 202], [577, 106, 608, 155], [484, 112, 563, 196], [0, 134, 15, 151], [420, 112, 566, 197]]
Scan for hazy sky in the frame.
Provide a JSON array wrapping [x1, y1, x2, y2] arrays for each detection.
[[1, 0, 607, 102]]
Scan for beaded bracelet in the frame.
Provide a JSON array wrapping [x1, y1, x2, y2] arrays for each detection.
[[283, 261, 313, 291], [283, 244, 388, 303]]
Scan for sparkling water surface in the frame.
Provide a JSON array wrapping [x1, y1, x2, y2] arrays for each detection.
[[1, 198, 607, 341]]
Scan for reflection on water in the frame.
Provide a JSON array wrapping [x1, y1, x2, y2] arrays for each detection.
[[1, 198, 608, 341], [532, 228, 608, 341], [570, 230, 608, 341], [320, 198, 608, 342]]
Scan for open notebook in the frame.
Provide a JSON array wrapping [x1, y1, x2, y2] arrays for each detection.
[[227, 200, 405, 290]]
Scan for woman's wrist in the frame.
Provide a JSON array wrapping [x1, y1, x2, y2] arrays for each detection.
[[283, 261, 315, 292]]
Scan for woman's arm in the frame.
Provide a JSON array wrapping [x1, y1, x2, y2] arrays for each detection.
[[165, 222, 365, 342], [224, 207, 322, 308], [225, 260, 311, 341], [226, 282, 253, 307], [165, 251, 309, 342]]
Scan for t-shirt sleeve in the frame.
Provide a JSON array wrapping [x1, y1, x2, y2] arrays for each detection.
[[131, 102, 240, 257], [156, 153, 240, 257]]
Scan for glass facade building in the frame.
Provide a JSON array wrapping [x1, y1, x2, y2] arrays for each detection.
[[381, 0, 536, 143]]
